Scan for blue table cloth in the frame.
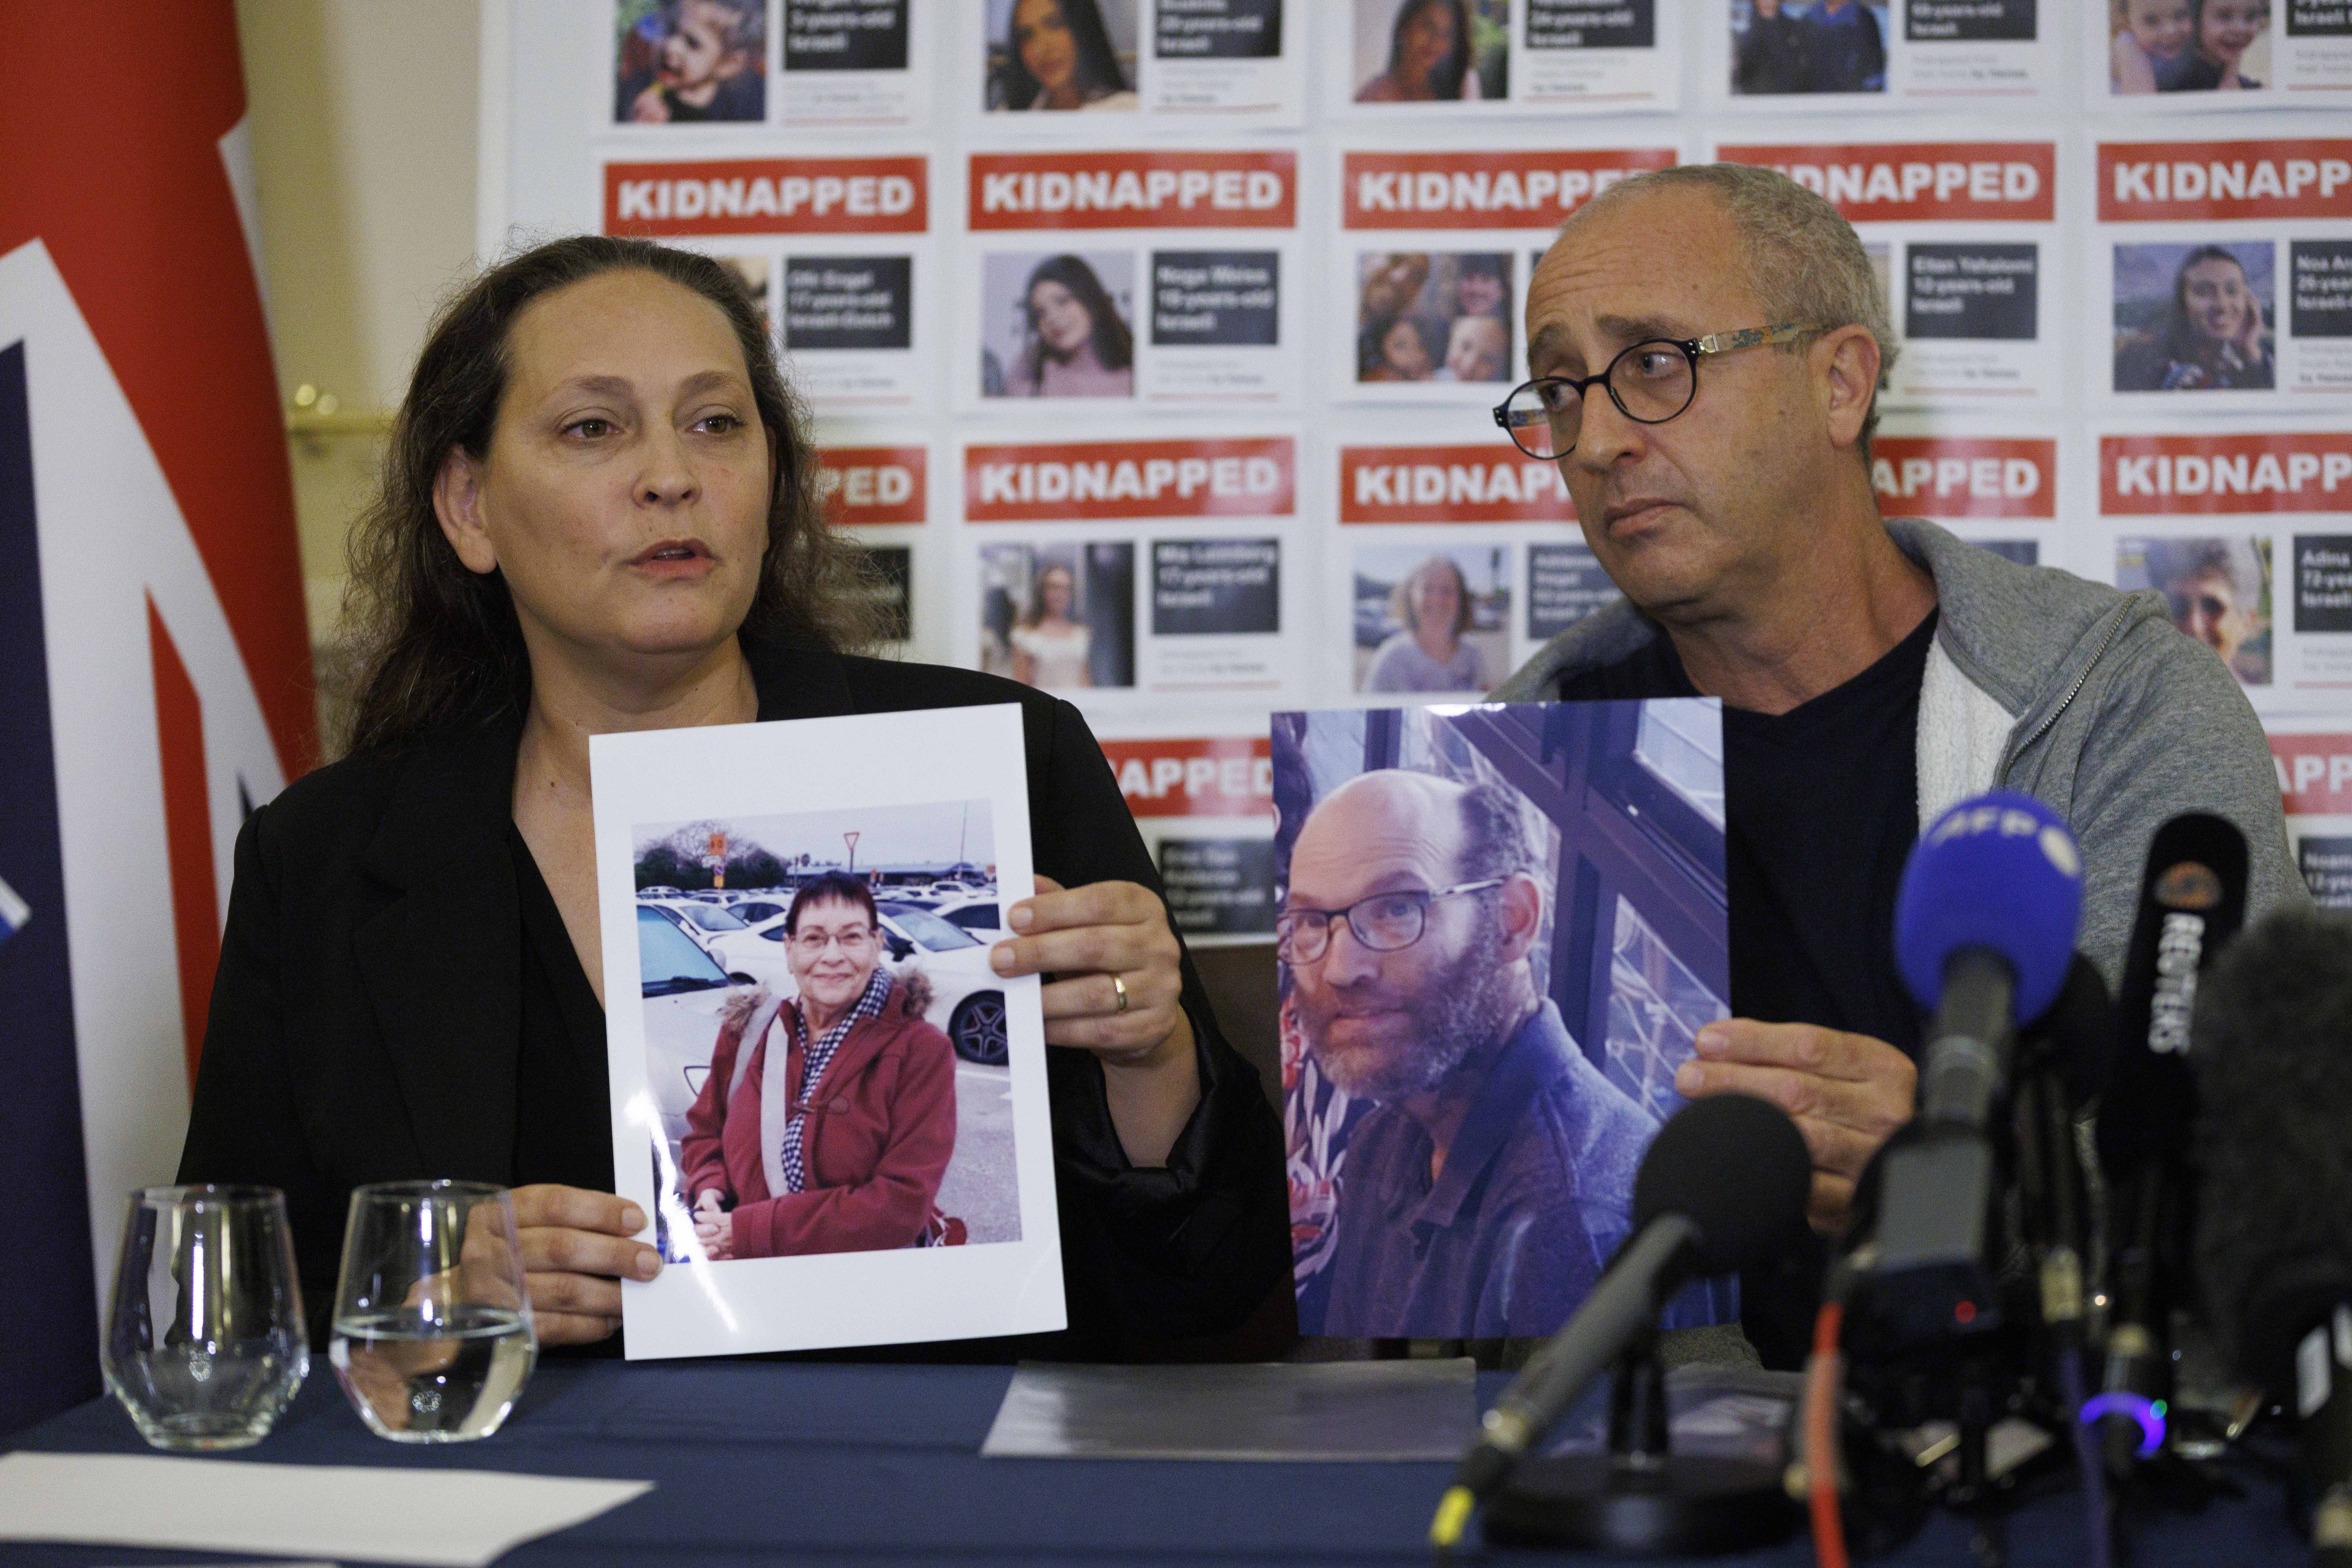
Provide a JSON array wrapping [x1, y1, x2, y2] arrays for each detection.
[[1, 1361, 2311, 1566]]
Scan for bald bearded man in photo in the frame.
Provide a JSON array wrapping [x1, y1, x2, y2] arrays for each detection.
[[1490, 163, 2301, 1366], [1283, 769, 1661, 1340]]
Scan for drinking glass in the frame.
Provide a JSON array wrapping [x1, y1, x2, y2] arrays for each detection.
[[103, 1185, 309, 1450], [329, 1180, 538, 1443]]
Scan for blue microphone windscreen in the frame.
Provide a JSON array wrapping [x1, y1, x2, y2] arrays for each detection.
[[1895, 791, 2084, 1021]]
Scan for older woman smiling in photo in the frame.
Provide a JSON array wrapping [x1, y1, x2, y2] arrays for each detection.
[[177, 235, 1285, 1351], [682, 873, 959, 1260]]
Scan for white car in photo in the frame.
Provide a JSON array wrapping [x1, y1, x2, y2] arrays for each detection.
[[635, 904, 753, 1150], [929, 893, 1005, 941], [716, 893, 791, 927], [641, 897, 755, 959], [703, 899, 1010, 1065]]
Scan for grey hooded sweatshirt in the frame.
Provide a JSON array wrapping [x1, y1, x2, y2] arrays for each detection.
[[1492, 516, 2304, 993]]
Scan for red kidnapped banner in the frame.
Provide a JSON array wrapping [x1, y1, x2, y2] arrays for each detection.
[[604, 156, 927, 236], [969, 150, 1296, 230], [965, 436, 1295, 521], [1715, 141, 2055, 224], [2273, 733, 2352, 816], [1871, 437, 2054, 520], [2100, 433, 2352, 516], [1101, 737, 1275, 818], [1342, 148, 1676, 230], [815, 446, 926, 526], [2098, 140, 2352, 222], [1339, 444, 1574, 523]]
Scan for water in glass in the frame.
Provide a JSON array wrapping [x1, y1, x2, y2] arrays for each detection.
[[330, 1180, 538, 1443], [330, 1305, 536, 1440]]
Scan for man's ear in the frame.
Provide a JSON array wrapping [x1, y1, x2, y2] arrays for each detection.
[[1495, 873, 1545, 964], [432, 449, 500, 576], [1815, 325, 1882, 454]]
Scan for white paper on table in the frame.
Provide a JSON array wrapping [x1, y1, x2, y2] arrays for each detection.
[[591, 703, 1066, 1359], [0, 1452, 651, 1568]]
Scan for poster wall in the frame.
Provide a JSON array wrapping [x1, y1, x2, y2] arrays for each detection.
[[490, 0, 2352, 903], [1713, 134, 2063, 405], [2271, 718, 2352, 910], [1092, 724, 1277, 943], [1331, 138, 1681, 402], [959, 147, 1302, 408]]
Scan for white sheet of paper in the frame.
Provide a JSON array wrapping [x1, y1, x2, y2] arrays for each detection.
[[592, 703, 1064, 1358], [0, 1453, 650, 1568]]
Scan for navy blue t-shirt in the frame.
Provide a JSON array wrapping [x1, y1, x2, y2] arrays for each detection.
[[1558, 607, 1939, 1365]]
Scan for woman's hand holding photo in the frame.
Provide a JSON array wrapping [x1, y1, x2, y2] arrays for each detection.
[[510, 1185, 664, 1344], [990, 875, 1201, 1166]]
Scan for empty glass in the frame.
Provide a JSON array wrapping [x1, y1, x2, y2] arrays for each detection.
[[103, 1185, 309, 1450], [329, 1180, 538, 1443]]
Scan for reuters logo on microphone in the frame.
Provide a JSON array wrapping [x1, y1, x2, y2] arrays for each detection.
[[2155, 861, 2224, 912]]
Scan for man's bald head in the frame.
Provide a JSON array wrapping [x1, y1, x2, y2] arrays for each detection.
[[1541, 163, 1896, 451], [1293, 770, 1471, 892]]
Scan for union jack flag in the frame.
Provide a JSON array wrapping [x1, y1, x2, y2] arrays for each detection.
[[0, 3, 315, 1430]]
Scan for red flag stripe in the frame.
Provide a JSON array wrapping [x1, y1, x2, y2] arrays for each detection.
[[0, 5, 316, 779]]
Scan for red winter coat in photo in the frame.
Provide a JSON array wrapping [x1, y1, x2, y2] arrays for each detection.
[[680, 968, 956, 1256]]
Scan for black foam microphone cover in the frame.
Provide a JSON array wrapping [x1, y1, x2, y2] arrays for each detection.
[[2191, 905, 2352, 1389], [2028, 952, 2116, 1111], [1633, 1092, 1812, 1277]]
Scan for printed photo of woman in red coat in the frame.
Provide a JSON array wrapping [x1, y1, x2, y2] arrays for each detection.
[[641, 802, 1022, 1260]]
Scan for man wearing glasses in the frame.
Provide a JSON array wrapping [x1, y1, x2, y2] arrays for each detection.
[[1487, 162, 2297, 1366], [1283, 769, 1669, 1339]]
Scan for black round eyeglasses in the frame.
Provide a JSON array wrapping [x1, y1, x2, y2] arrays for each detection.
[[1492, 323, 1809, 461]]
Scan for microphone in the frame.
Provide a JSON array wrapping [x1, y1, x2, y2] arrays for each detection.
[[2192, 906, 2352, 1566], [2091, 814, 2248, 1475], [1431, 1093, 1811, 1551], [1858, 793, 2083, 1351], [1895, 792, 2085, 1130]]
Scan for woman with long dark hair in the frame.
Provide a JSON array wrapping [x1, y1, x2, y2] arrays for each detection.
[[992, 0, 1137, 111], [177, 235, 1284, 1351], [1009, 254, 1134, 397], [1355, 0, 1473, 102], [2115, 245, 2274, 391]]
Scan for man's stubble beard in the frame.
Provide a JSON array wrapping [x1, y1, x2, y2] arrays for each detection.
[[1302, 914, 1525, 1102]]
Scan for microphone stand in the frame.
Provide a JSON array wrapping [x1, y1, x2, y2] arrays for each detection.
[[1832, 999, 2105, 1567], [2013, 1037, 2112, 1568], [1482, 1323, 1799, 1556]]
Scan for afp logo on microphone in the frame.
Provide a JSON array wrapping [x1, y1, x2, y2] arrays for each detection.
[[1898, 792, 2087, 1019], [1923, 797, 2084, 884]]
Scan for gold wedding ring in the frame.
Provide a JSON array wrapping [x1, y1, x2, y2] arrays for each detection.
[[1112, 974, 1130, 1013]]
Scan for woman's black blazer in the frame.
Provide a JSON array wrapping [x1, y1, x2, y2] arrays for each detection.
[[178, 641, 1289, 1352]]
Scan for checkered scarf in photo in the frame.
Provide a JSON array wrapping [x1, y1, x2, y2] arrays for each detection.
[[780, 965, 894, 1195]]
